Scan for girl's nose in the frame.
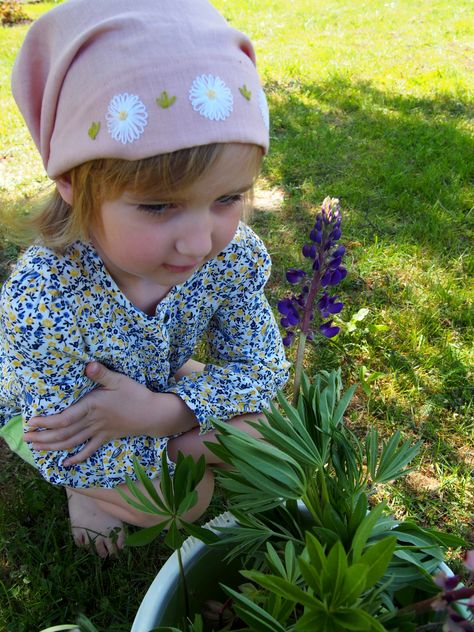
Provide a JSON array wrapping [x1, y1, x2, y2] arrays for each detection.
[[175, 212, 213, 258]]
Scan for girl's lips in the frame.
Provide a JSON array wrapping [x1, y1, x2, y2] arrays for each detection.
[[163, 263, 198, 273]]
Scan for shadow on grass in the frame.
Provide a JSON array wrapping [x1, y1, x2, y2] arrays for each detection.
[[263, 74, 473, 263]]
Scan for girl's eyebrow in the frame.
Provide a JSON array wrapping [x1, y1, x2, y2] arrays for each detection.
[[127, 182, 255, 204], [227, 182, 255, 194]]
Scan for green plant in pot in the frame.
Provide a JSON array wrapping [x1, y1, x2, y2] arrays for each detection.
[[125, 198, 473, 632]]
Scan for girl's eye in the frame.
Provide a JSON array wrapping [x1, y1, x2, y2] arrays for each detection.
[[137, 203, 175, 215], [216, 194, 244, 206]]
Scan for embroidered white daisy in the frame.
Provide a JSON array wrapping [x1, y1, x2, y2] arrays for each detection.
[[189, 74, 233, 121], [258, 88, 270, 130], [106, 93, 148, 144]]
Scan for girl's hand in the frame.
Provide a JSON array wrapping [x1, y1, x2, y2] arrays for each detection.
[[24, 362, 160, 466]]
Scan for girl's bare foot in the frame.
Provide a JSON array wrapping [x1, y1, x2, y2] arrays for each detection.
[[66, 488, 125, 557]]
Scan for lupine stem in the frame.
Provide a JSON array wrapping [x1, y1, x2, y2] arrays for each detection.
[[393, 586, 474, 618], [177, 545, 190, 619], [292, 331, 307, 406], [292, 264, 324, 405]]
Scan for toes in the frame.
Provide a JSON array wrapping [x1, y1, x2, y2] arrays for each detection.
[[72, 529, 87, 547], [95, 538, 110, 558]]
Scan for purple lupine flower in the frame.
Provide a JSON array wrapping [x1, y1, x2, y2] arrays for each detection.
[[434, 572, 461, 591], [319, 321, 340, 338], [278, 197, 347, 346], [286, 268, 306, 284]]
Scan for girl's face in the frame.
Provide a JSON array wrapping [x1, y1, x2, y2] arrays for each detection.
[[89, 143, 260, 294]]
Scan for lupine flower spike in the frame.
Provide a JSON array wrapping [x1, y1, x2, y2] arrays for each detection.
[[278, 197, 347, 402]]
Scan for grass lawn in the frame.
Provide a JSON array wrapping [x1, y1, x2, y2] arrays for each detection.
[[1, 0, 473, 629]]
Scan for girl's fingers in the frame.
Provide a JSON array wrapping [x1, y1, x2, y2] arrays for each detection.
[[28, 426, 95, 451], [63, 437, 104, 466], [28, 402, 88, 429], [25, 419, 89, 443]]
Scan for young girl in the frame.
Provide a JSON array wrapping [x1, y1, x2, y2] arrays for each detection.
[[0, 0, 289, 556]]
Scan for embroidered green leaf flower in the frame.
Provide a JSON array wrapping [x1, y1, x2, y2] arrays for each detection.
[[156, 91, 177, 109], [88, 121, 101, 140], [239, 85, 252, 101]]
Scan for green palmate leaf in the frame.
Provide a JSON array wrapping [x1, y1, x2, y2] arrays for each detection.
[[298, 557, 323, 596], [214, 420, 302, 470], [313, 526, 340, 549], [132, 455, 166, 508], [368, 514, 399, 539], [351, 503, 386, 562], [295, 609, 335, 632], [321, 541, 349, 606], [332, 608, 389, 632], [171, 452, 205, 510], [125, 520, 169, 546], [264, 542, 288, 578], [222, 585, 288, 632], [220, 436, 304, 487], [422, 527, 467, 549], [365, 429, 379, 481], [370, 431, 421, 483], [171, 452, 192, 498], [317, 387, 330, 426], [339, 564, 368, 604], [394, 521, 467, 549], [203, 438, 234, 466], [348, 494, 369, 537], [304, 531, 326, 575], [216, 439, 304, 496], [39, 627, 82, 632], [332, 384, 357, 426], [214, 484, 284, 512], [321, 503, 348, 541], [164, 521, 184, 550], [178, 520, 220, 545], [240, 570, 319, 609], [284, 540, 298, 582], [359, 536, 397, 589], [391, 525, 446, 558], [229, 458, 302, 500], [256, 414, 324, 470], [275, 389, 305, 427], [119, 474, 167, 515], [216, 528, 273, 561], [176, 490, 198, 516], [159, 449, 174, 508]]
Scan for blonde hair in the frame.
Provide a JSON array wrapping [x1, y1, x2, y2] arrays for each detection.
[[30, 143, 262, 251]]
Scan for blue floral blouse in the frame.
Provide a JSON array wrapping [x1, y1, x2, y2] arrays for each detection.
[[0, 223, 289, 489]]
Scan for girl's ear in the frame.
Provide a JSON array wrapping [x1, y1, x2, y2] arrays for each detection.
[[55, 176, 73, 205]]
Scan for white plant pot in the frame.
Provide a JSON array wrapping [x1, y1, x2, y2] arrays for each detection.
[[131, 510, 463, 632]]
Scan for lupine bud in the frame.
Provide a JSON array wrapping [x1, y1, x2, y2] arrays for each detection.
[[282, 331, 295, 347], [310, 228, 322, 243], [302, 243, 317, 259]]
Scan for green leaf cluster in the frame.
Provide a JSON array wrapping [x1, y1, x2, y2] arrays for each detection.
[[195, 369, 466, 632], [119, 451, 218, 551]]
